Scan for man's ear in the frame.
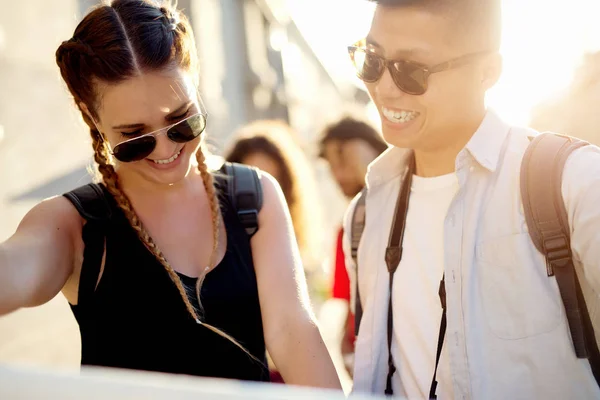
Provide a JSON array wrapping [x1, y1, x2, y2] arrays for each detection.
[[481, 52, 503, 91]]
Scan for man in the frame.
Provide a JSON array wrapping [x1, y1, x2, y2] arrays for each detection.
[[343, 1, 600, 399], [319, 117, 388, 373]]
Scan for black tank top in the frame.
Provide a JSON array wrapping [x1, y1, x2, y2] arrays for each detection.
[[64, 176, 269, 382]]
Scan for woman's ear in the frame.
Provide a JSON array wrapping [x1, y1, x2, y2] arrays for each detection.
[[79, 102, 104, 139], [79, 102, 93, 121]]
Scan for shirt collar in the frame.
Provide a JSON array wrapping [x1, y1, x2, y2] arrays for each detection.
[[463, 109, 511, 172], [366, 109, 511, 188]]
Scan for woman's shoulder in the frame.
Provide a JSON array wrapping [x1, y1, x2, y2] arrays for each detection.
[[62, 183, 114, 222], [27, 195, 85, 230]]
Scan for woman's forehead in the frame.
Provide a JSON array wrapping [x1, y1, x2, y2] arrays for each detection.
[[96, 69, 197, 123]]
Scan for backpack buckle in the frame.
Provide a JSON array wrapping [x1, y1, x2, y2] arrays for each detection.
[[543, 234, 571, 276], [238, 209, 259, 236]]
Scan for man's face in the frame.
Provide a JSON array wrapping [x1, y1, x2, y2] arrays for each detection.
[[323, 139, 379, 198], [364, 6, 498, 153]]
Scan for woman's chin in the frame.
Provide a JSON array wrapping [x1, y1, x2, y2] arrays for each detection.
[[136, 156, 194, 187]]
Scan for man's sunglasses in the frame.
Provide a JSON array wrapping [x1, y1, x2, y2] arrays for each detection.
[[110, 112, 207, 163], [348, 44, 491, 95]]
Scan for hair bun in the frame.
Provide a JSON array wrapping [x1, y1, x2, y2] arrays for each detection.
[[159, 6, 179, 31]]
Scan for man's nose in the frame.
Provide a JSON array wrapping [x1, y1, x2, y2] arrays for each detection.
[[374, 66, 407, 101]]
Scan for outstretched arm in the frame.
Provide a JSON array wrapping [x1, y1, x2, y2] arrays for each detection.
[[0, 197, 81, 316]]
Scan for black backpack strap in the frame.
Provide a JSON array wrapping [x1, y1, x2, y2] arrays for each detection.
[[521, 132, 600, 381], [351, 188, 368, 335], [383, 154, 416, 396], [63, 183, 112, 222], [221, 162, 263, 237], [63, 183, 111, 306]]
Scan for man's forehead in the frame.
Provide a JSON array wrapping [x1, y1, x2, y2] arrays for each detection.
[[365, 35, 431, 60], [367, 5, 456, 59]]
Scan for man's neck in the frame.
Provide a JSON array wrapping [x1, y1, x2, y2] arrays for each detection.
[[414, 148, 457, 177], [413, 113, 486, 178]]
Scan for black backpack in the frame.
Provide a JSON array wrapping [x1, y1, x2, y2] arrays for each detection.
[[350, 133, 600, 384]]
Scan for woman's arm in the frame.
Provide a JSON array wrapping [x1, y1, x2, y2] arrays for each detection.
[[0, 196, 81, 316], [251, 173, 341, 390]]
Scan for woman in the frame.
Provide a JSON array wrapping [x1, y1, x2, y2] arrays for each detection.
[[0, 0, 340, 389], [225, 120, 321, 268]]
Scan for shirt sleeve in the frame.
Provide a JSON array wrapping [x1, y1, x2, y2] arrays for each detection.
[[562, 144, 600, 290]]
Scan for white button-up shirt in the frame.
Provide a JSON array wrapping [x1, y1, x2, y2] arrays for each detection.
[[343, 110, 600, 399]]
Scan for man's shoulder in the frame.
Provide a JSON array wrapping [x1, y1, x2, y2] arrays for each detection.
[[562, 139, 600, 195]]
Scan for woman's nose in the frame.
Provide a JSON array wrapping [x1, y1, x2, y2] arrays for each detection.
[[149, 131, 178, 160]]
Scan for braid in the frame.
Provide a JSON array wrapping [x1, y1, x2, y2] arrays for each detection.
[[61, 38, 97, 58], [191, 145, 221, 309], [192, 145, 260, 360], [196, 146, 221, 269]]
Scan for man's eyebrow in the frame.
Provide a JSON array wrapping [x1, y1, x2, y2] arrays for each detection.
[[365, 38, 430, 60], [111, 102, 193, 130], [365, 36, 382, 49]]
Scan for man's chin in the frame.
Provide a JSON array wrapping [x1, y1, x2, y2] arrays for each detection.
[[343, 187, 364, 198]]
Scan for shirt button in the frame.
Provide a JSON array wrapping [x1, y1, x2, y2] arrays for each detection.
[[469, 166, 475, 172], [448, 214, 456, 227]]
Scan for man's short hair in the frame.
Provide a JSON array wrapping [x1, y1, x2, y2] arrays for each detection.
[[318, 117, 389, 158], [369, 0, 502, 51]]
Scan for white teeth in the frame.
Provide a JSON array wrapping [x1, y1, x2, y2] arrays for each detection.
[[383, 107, 419, 124], [153, 150, 181, 165]]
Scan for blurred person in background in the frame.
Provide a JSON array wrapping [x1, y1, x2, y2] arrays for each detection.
[[225, 119, 324, 384], [225, 120, 321, 274], [0, 0, 341, 390], [317, 116, 388, 378], [344, 0, 600, 398]]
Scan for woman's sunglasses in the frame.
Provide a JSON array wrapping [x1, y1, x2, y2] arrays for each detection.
[[110, 112, 207, 163], [348, 44, 491, 95]]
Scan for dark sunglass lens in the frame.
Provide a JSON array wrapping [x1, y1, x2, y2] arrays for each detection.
[[353, 48, 383, 82], [392, 61, 427, 95], [167, 114, 207, 143], [113, 135, 156, 162]]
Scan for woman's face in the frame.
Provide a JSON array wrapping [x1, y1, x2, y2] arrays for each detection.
[[92, 68, 202, 187], [241, 152, 283, 184]]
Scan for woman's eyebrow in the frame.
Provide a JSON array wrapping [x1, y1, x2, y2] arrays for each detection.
[[112, 122, 145, 130], [111, 102, 193, 129], [165, 102, 193, 120]]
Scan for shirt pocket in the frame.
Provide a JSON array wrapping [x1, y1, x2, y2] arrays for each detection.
[[476, 232, 562, 339]]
